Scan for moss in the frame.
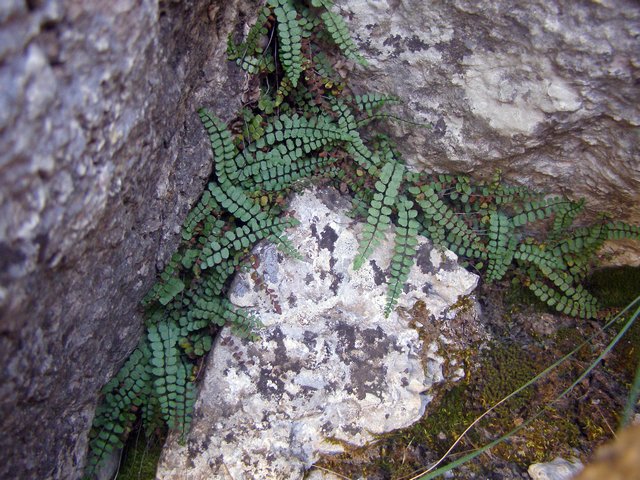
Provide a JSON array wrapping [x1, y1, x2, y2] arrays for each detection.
[[554, 326, 594, 362], [115, 431, 163, 480], [474, 343, 537, 411], [586, 266, 640, 309], [586, 267, 640, 381]]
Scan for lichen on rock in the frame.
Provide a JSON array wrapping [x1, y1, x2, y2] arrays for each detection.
[[335, 0, 640, 239]]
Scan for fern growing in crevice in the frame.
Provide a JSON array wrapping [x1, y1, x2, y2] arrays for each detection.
[[84, 343, 152, 479], [86, 1, 640, 477]]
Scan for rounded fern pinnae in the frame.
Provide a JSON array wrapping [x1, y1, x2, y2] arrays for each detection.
[[317, 3, 367, 65], [484, 212, 516, 283], [384, 198, 419, 317], [353, 159, 405, 270], [269, 0, 305, 87], [84, 343, 152, 477]]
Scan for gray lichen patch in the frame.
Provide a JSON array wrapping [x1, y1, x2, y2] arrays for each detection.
[[157, 188, 478, 479]]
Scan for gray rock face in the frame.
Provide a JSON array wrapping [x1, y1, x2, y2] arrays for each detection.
[[336, 0, 640, 232], [0, 0, 256, 478], [157, 188, 478, 479]]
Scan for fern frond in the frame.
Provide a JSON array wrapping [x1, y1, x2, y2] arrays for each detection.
[[527, 278, 598, 319], [488, 181, 542, 206], [141, 394, 162, 437], [254, 154, 337, 191], [142, 253, 185, 307], [606, 221, 640, 241], [485, 212, 516, 282], [234, 113, 350, 186], [409, 184, 485, 259], [181, 189, 221, 242], [548, 199, 584, 242], [85, 343, 152, 476], [353, 160, 405, 269], [318, 4, 366, 65], [164, 359, 196, 437], [385, 199, 419, 317], [209, 182, 265, 223], [551, 224, 608, 278], [148, 322, 182, 422], [353, 93, 400, 116], [198, 109, 238, 185], [270, 0, 305, 87], [513, 243, 567, 272], [511, 197, 574, 227]]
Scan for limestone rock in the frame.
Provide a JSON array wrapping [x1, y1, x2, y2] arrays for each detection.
[[528, 457, 584, 480], [157, 188, 478, 479], [0, 1, 257, 478], [335, 0, 640, 247]]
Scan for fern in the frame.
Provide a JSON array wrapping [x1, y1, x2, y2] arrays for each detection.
[[353, 93, 400, 115], [242, 109, 266, 143], [198, 109, 238, 185], [485, 212, 516, 283], [270, 0, 305, 87], [314, 0, 367, 65], [227, 6, 274, 74], [385, 199, 419, 317], [180, 189, 220, 242], [353, 159, 405, 269], [511, 196, 573, 227], [409, 184, 485, 260], [142, 253, 185, 307], [233, 112, 350, 187], [548, 199, 584, 242], [528, 278, 598, 318], [86, 2, 640, 477], [85, 343, 152, 477]]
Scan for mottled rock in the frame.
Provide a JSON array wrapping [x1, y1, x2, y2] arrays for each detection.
[[0, 1, 256, 478], [336, 0, 640, 258], [528, 457, 584, 480], [157, 188, 478, 479]]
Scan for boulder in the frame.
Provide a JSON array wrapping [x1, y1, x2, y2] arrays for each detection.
[[157, 188, 478, 479], [336, 0, 640, 237]]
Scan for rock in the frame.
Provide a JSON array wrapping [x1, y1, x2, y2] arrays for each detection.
[[574, 424, 640, 480], [335, 0, 640, 259], [528, 457, 584, 480], [0, 0, 258, 478], [157, 188, 479, 479]]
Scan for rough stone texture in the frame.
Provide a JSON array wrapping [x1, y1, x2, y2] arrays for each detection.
[[336, 0, 640, 254], [157, 188, 478, 479], [528, 457, 584, 480], [0, 1, 256, 478]]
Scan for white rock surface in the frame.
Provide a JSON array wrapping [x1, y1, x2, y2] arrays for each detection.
[[528, 457, 584, 480], [157, 188, 478, 479]]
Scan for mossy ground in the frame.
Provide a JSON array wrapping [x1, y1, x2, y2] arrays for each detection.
[[312, 267, 640, 479]]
